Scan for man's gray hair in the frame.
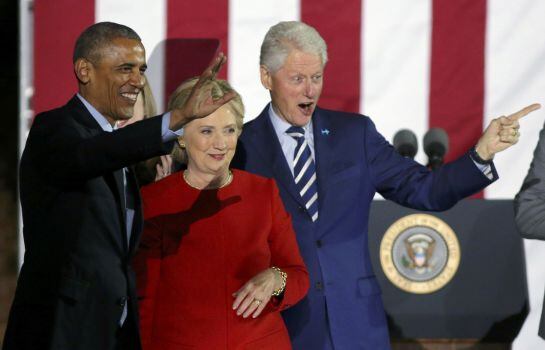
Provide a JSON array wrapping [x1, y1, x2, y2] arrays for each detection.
[[260, 21, 328, 73], [73, 22, 141, 64]]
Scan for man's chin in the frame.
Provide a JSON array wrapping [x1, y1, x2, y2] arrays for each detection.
[[116, 110, 134, 122], [292, 113, 313, 127]]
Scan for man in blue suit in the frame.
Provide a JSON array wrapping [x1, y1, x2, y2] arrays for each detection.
[[232, 21, 539, 350]]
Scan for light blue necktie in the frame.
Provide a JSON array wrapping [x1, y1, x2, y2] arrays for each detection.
[[287, 126, 319, 222]]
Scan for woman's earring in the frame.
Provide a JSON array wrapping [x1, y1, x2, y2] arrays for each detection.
[[177, 139, 186, 148]]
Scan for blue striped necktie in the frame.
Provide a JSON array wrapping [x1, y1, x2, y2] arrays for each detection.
[[286, 126, 319, 222]]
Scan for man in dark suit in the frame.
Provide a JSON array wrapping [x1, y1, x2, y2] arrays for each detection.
[[515, 123, 545, 340], [3, 22, 233, 350], [232, 21, 539, 349]]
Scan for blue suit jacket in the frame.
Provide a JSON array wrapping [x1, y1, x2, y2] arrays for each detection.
[[232, 106, 497, 350]]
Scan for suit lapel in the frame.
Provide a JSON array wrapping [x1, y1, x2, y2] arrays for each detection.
[[127, 167, 142, 253], [248, 109, 306, 208], [68, 95, 128, 253], [114, 169, 129, 251], [312, 108, 335, 211]]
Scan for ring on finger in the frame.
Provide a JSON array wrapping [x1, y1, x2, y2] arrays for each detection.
[[253, 299, 263, 306]]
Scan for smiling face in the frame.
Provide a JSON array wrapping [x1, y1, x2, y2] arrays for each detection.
[[77, 37, 147, 125], [117, 91, 145, 128], [180, 104, 239, 179], [261, 49, 324, 127]]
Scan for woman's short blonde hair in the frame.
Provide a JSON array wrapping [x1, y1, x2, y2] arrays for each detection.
[[168, 78, 244, 130], [133, 78, 161, 186], [141, 79, 157, 118], [168, 78, 245, 165]]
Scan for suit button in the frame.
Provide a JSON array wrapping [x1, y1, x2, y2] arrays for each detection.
[[316, 240, 322, 248], [118, 296, 127, 307], [315, 281, 323, 291]]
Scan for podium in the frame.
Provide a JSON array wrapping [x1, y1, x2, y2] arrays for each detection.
[[368, 199, 528, 349]]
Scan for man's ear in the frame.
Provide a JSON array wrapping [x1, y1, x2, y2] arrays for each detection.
[[260, 65, 272, 90], [74, 58, 92, 84]]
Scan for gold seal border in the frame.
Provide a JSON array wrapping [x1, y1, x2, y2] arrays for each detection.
[[379, 213, 460, 294]]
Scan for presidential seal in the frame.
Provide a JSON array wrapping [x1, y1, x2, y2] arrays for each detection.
[[379, 214, 460, 294]]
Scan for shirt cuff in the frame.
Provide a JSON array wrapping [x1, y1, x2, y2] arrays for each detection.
[[472, 160, 493, 180], [161, 112, 184, 142]]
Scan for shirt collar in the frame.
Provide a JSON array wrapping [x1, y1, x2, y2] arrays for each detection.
[[268, 103, 313, 136], [77, 93, 116, 132]]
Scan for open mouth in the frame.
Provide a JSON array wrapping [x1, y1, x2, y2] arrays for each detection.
[[298, 102, 314, 115]]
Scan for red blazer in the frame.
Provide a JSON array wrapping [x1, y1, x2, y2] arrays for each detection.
[[134, 169, 309, 350]]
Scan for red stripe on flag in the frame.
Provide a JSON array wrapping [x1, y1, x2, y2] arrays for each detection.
[[34, 0, 95, 115], [165, 0, 228, 106], [429, 0, 486, 161], [301, 0, 361, 113]]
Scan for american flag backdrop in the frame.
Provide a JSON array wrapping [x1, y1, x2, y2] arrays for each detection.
[[20, 0, 545, 348]]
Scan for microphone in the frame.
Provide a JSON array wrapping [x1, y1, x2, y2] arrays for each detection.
[[393, 129, 418, 159], [423, 128, 449, 170]]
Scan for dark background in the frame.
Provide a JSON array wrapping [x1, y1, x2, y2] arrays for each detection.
[[0, 0, 20, 345]]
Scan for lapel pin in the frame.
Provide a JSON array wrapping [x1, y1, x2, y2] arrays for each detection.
[[321, 129, 330, 136]]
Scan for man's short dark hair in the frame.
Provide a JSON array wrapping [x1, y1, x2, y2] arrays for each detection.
[[73, 22, 141, 64]]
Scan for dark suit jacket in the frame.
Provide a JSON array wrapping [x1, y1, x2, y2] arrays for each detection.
[[3, 96, 173, 350], [232, 106, 497, 350], [514, 122, 545, 339]]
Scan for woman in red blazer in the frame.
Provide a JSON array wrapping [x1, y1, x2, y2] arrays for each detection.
[[133, 78, 309, 350]]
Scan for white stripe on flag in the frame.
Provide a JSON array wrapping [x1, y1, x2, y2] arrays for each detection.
[[485, 2, 545, 350], [96, 0, 167, 112], [229, 0, 300, 120], [361, 0, 432, 167], [483, 0, 545, 200]]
